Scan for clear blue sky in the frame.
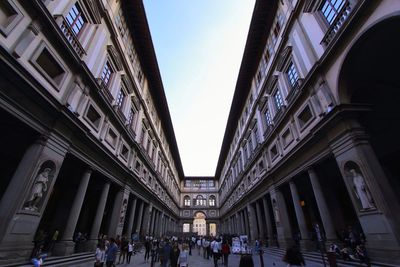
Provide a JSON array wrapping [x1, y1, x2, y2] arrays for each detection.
[[143, 1, 255, 176]]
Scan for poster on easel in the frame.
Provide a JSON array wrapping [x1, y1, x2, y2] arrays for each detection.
[[231, 237, 241, 254]]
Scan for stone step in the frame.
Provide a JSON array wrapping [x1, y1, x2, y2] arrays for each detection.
[[264, 247, 398, 267], [1, 252, 93, 267]]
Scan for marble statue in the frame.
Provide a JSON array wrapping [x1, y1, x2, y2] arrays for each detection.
[[25, 168, 51, 211], [350, 169, 375, 210]]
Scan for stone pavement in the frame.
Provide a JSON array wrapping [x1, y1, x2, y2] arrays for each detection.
[[75, 247, 336, 267]]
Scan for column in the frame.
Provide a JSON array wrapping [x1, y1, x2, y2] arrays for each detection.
[[247, 204, 258, 241], [0, 135, 68, 260], [135, 201, 144, 235], [270, 188, 293, 248], [125, 196, 137, 239], [107, 188, 129, 238], [87, 182, 110, 249], [255, 201, 265, 240], [143, 203, 152, 236], [54, 168, 92, 255], [308, 168, 336, 240], [289, 181, 313, 249], [262, 196, 275, 246], [149, 208, 156, 236], [243, 209, 250, 237], [236, 213, 241, 234]]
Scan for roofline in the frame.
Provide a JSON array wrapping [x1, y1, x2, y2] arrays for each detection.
[[123, 0, 185, 180], [214, 0, 279, 179]]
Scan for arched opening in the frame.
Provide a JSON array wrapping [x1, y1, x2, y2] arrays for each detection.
[[193, 211, 206, 236], [339, 14, 400, 202]]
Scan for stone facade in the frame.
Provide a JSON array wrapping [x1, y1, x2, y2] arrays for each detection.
[[0, 0, 180, 264], [1, 0, 400, 266], [216, 0, 400, 265]]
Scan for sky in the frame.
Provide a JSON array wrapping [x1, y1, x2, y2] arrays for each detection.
[[143, 1, 255, 176]]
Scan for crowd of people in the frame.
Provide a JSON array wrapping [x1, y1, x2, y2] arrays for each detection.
[[29, 227, 373, 267]]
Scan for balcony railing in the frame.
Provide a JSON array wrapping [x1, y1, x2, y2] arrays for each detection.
[[55, 15, 86, 57], [321, 1, 353, 45]]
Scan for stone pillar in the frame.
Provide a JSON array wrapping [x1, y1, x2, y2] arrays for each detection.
[[289, 181, 313, 249], [255, 201, 265, 240], [125, 196, 137, 239], [330, 126, 400, 262], [243, 209, 250, 237], [247, 204, 258, 241], [142, 203, 152, 236], [270, 188, 293, 248], [108, 188, 130, 238], [135, 201, 144, 235], [53, 168, 92, 255], [149, 208, 156, 236], [87, 182, 110, 249], [308, 168, 336, 240], [235, 213, 241, 234], [0, 135, 68, 260], [262, 196, 275, 246]]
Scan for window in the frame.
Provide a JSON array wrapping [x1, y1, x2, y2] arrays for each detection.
[[286, 61, 299, 88], [209, 196, 216, 207], [320, 0, 346, 25], [105, 128, 118, 147], [34, 47, 66, 87], [115, 89, 126, 109], [120, 144, 129, 159], [195, 195, 206, 206], [184, 196, 191, 206], [282, 128, 294, 147], [85, 104, 102, 129], [128, 108, 136, 125], [265, 108, 273, 126], [0, 0, 23, 36], [297, 104, 314, 130], [270, 144, 279, 160], [101, 61, 113, 87], [274, 89, 284, 110], [66, 2, 86, 36]]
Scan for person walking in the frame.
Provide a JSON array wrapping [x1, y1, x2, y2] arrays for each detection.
[[170, 243, 181, 267], [117, 236, 128, 264], [126, 241, 134, 264], [211, 238, 221, 267], [221, 240, 230, 267], [144, 237, 151, 262], [105, 238, 118, 267], [162, 240, 172, 267], [94, 243, 106, 267]]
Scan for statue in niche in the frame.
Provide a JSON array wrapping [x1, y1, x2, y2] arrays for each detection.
[[119, 199, 128, 225], [25, 167, 51, 211], [350, 169, 375, 210], [272, 199, 280, 223]]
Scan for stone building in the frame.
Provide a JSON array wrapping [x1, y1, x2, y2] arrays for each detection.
[[217, 0, 400, 265], [0, 0, 182, 263], [1, 0, 400, 265]]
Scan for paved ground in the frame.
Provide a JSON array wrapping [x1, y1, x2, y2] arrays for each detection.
[[75, 247, 332, 267]]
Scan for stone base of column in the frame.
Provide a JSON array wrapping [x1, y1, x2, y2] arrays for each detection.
[[277, 238, 294, 249], [84, 240, 99, 252], [52, 240, 75, 256], [367, 246, 400, 265], [299, 239, 315, 251], [0, 242, 33, 265], [265, 238, 277, 247]]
